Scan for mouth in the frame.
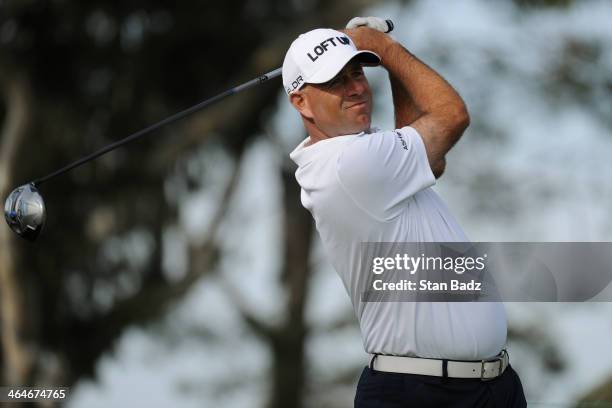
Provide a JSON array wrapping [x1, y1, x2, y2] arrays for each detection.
[[345, 101, 368, 110]]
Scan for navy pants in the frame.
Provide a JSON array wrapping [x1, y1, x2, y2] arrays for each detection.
[[355, 364, 527, 408]]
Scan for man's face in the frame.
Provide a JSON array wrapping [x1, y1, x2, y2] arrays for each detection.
[[292, 61, 373, 137]]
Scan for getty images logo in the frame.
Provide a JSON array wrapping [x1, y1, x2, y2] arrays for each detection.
[[307, 36, 351, 62]]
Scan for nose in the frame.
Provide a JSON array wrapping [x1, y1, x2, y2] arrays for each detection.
[[345, 76, 366, 97]]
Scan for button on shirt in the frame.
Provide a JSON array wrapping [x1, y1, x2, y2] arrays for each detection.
[[289, 126, 507, 360]]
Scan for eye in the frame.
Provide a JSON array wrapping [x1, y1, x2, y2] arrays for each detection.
[[351, 69, 364, 79], [324, 77, 343, 89]]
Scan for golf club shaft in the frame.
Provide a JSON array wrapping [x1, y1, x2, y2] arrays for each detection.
[[32, 68, 282, 187]]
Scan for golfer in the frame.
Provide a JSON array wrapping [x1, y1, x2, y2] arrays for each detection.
[[284, 17, 527, 407]]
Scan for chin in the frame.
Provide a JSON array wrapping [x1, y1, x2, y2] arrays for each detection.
[[356, 118, 372, 133], [359, 124, 371, 133], [335, 117, 372, 136]]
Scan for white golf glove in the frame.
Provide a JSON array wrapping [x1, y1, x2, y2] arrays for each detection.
[[346, 16, 393, 33]]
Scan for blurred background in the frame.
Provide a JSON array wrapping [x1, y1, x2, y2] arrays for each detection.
[[1, 0, 611, 407]]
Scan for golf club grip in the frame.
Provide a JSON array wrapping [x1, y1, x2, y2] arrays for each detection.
[[348, 18, 394, 33]]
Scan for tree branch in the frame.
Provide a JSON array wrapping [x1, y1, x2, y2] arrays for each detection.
[[65, 143, 245, 380], [0, 68, 35, 385]]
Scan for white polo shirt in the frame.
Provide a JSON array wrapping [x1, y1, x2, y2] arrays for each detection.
[[289, 126, 507, 360]]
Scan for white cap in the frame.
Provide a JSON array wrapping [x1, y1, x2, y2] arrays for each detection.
[[282, 28, 380, 95]]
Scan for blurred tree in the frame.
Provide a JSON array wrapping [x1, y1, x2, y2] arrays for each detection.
[[513, 0, 574, 8], [0, 57, 34, 388], [575, 377, 612, 408], [0, 0, 380, 407], [3, 0, 587, 406]]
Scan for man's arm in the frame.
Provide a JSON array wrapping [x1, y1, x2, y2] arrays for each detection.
[[387, 73, 450, 176], [345, 28, 470, 178]]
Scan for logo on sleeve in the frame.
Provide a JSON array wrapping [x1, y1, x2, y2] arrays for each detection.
[[394, 131, 409, 150]]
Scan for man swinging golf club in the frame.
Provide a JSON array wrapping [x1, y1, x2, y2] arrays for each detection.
[[285, 17, 527, 407]]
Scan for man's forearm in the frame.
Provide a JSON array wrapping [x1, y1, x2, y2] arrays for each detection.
[[345, 27, 469, 170], [389, 73, 421, 129], [389, 71, 446, 177], [385, 43, 455, 128], [381, 41, 469, 145]]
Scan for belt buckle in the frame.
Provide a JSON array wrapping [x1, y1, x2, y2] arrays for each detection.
[[480, 355, 503, 381]]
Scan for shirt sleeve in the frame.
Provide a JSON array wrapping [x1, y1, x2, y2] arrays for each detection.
[[336, 126, 436, 221]]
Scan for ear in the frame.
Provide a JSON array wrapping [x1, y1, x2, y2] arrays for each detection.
[[290, 90, 314, 119]]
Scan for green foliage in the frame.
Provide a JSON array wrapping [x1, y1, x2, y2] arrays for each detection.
[[1, 0, 284, 382], [1, 1, 367, 398], [514, 0, 575, 8]]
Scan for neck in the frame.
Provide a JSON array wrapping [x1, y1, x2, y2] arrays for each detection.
[[304, 134, 327, 147], [300, 118, 370, 147], [301, 118, 329, 145]]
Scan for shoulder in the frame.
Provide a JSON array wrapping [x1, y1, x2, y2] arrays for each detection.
[[335, 126, 435, 220], [337, 126, 427, 176]]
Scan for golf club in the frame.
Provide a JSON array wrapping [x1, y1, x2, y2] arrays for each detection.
[[4, 68, 281, 241], [3, 19, 394, 241]]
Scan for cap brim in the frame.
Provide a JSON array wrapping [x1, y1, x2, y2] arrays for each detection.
[[306, 50, 381, 85]]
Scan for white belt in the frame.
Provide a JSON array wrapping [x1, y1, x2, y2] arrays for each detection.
[[369, 349, 509, 381]]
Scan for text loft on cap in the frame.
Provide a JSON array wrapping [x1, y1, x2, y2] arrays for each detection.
[[307, 36, 351, 62]]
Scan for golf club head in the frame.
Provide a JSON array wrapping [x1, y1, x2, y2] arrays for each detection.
[[4, 183, 46, 241]]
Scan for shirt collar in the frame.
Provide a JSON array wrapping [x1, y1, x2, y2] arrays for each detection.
[[289, 128, 377, 167]]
